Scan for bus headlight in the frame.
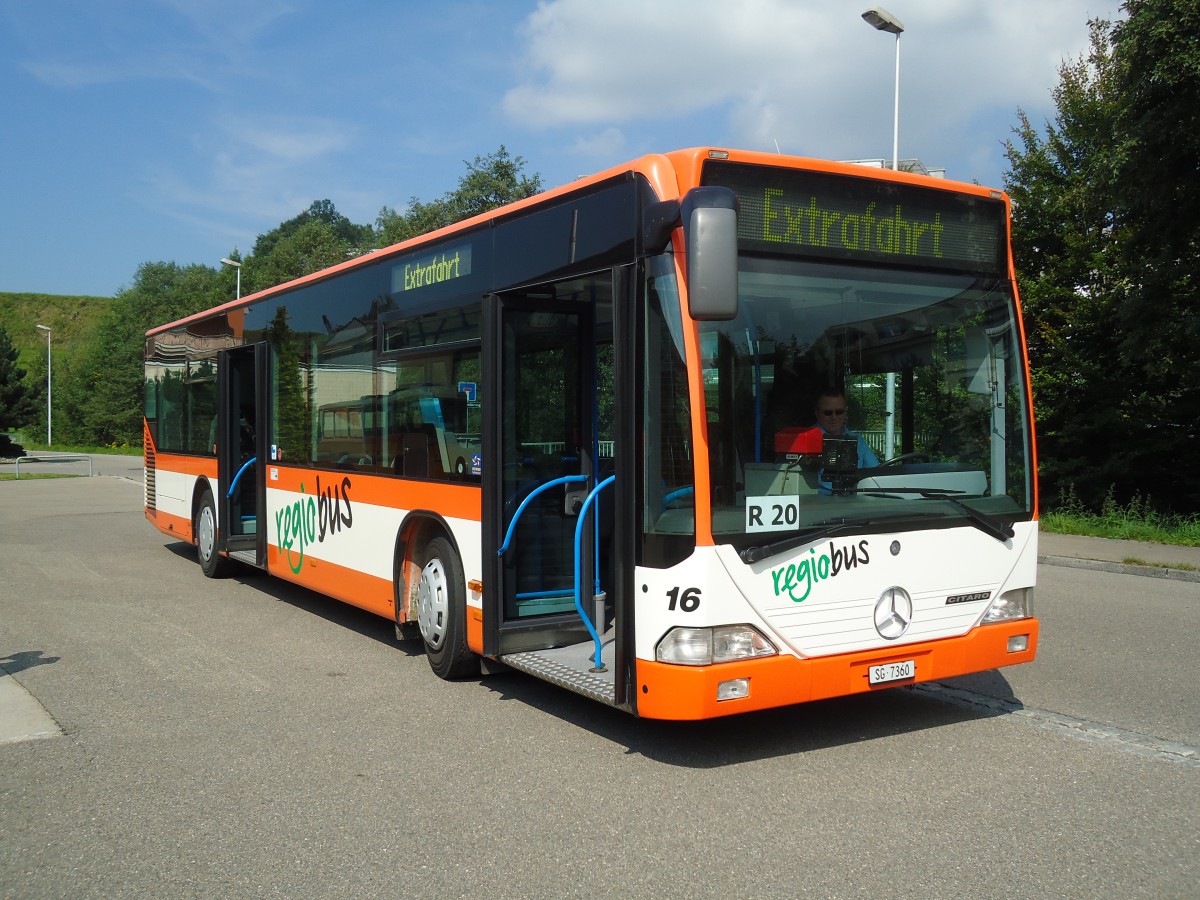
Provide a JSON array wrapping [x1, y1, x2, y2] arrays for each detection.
[[983, 588, 1033, 623], [656, 625, 777, 666]]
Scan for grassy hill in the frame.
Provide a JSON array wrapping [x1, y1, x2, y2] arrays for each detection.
[[0, 292, 113, 371]]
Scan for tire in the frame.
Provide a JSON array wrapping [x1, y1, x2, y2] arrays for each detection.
[[415, 536, 478, 679], [195, 488, 232, 578]]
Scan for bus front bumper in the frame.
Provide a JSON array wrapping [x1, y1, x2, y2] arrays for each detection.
[[633, 617, 1039, 720]]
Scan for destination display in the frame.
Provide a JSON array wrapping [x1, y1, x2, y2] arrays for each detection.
[[703, 160, 1008, 274], [392, 240, 473, 294]]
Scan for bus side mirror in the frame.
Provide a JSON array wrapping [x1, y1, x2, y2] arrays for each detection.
[[682, 186, 738, 321]]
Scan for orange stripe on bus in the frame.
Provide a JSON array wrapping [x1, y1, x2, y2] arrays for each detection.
[[266, 543, 395, 619], [678, 238, 715, 548], [145, 507, 193, 542], [467, 611, 483, 655], [153, 452, 218, 479], [634, 618, 1039, 720], [264, 466, 481, 522], [663, 148, 1005, 198]]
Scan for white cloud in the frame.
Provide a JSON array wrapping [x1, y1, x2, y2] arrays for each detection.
[[504, 0, 1125, 181], [220, 114, 355, 163], [134, 111, 363, 250], [25, 53, 221, 90], [505, 0, 827, 127], [570, 127, 628, 161]]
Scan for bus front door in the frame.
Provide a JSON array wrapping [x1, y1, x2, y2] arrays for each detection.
[[483, 292, 599, 656], [217, 343, 268, 568]]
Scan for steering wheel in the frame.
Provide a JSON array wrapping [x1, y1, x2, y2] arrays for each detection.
[[879, 451, 933, 467]]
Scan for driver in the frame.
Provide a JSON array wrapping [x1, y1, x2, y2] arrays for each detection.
[[815, 387, 879, 493]]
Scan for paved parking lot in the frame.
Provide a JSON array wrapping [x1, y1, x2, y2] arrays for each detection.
[[2, 474, 1197, 898]]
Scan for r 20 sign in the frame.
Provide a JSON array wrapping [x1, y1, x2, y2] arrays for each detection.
[[745, 495, 800, 534]]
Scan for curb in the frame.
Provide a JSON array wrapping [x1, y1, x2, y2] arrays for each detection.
[[1038, 554, 1200, 584], [0, 674, 63, 745]]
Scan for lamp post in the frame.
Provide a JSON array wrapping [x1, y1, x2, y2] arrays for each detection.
[[862, 6, 905, 460], [862, 6, 905, 173], [35, 324, 51, 445], [220, 257, 242, 301]]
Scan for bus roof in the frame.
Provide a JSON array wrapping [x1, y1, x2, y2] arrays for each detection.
[[147, 147, 1007, 337]]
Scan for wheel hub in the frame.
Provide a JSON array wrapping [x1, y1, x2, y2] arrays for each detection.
[[198, 505, 216, 562], [416, 556, 448, 650]]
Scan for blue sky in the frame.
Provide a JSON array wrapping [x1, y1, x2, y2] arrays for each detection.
[[1, 0, 1125, 298]]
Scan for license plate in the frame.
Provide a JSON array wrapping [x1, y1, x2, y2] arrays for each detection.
[[868, 659, 915, 685]]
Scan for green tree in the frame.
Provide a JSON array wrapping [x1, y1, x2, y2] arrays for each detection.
[[250, 219, 354, 292], [377, 146, 543, 246], [1113, 0, 1200, 260], [1006, 2, 1200, 511], [1004, 20, 1128, 508], [1108, 0, 1200, 502], [450, 145, 544, 220], [243, 200, 374, 294], [252, 199, 373, 261], [0, 324, 41, 443]]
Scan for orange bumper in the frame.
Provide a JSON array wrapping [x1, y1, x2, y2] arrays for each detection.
[[634, 617, 1039, 720]]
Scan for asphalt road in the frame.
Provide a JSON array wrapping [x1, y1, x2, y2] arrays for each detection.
[[2, 475, 1197, 898]]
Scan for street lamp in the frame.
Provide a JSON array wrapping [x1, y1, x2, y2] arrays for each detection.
[[862, 5, 905, 173], [862, 6, 905, 460], [35, 324, 51, 445], [220, 257, 242, 301]]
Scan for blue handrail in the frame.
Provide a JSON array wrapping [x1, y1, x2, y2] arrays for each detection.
[[662, 484, 694, 508], [497, 471, 615, 670], [227, 456, 256, 499], [497, 474, 587, 557], [574, 475, 616, 670]]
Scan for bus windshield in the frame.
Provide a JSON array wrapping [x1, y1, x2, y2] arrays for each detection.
[[700, 257, 1032, 547]]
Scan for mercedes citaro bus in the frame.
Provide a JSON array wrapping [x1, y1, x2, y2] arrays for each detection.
[[144, 148, 1038, 720]]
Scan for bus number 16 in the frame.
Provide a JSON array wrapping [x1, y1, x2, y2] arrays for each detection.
[[667, 586, 701, 612]]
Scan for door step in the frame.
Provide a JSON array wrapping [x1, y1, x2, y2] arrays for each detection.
[[228, 549, 259, 566], [501, 635, 620, 708]]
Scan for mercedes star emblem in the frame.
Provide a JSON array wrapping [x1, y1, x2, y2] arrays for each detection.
[[874, 587, 913, 640]]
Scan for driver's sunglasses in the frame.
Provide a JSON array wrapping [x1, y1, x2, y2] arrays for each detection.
[[819, 408, 846, 416]]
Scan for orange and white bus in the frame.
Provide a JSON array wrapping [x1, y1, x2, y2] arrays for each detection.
[[144, 147, 1039, 720]]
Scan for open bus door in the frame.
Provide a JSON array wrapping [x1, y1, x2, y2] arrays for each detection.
[[482, 276, 630, 708], [216, 342, 269, 569]]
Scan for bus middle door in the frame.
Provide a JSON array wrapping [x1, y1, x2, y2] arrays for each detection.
[[483, 290, 597, 655], [216, 342, 268, 569]]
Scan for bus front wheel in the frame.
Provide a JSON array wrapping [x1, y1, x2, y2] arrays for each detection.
[[415, 536, 478, 679], [195, 489, 231, 578]]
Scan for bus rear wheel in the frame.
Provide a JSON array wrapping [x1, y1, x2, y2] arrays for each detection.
[[195, 489, 231, 578], [415, 536, 478, 679]]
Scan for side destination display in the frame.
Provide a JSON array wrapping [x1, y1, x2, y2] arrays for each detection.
[[392, 241, 474, 294]]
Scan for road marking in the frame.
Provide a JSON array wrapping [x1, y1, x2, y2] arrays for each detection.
[[0, 674, 63, 745], [915, 682, 1200, 768]]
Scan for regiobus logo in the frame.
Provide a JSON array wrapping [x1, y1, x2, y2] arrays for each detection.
[[770, 540, 871, 604], [275, 475, 355, 574]]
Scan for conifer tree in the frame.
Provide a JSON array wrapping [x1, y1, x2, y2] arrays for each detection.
[[0, 325, 41, 446]]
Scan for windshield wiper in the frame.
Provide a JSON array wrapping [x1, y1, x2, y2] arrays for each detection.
[[740, 513, 938, 564], [855, 488, 1015, 543]]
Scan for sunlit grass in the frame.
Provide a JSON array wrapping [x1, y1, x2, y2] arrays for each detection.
[[22, 442, 141, 456], [1121, 557, 1200, 571], [0, 473, 81, 481], [1042, 485, 1200, 546]]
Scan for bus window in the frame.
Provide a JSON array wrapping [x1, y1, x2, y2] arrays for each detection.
[[385, 350, 481, 481]]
